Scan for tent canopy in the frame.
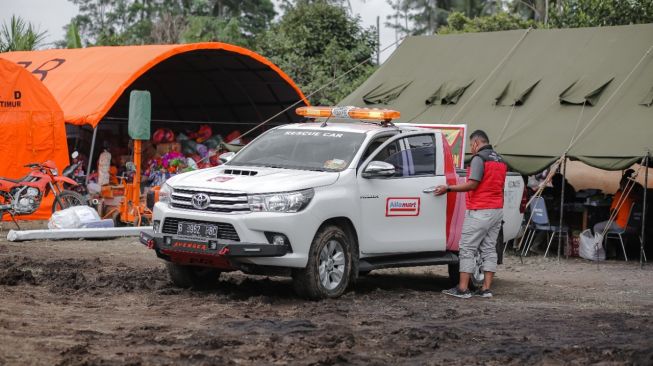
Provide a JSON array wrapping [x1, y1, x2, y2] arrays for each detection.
[[341, 24, 653, 174], [1, 43, 308, 128], [0, 58, 69, 219]]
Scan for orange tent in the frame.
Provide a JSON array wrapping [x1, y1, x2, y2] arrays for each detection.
[[0, 58, 69, 220], [1, 43, 308, 127]]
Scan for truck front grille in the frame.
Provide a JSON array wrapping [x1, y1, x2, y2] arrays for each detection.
[[162, 217, 241, 242], [170, 188, 250, 214]]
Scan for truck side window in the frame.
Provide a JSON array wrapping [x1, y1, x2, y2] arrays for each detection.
[[359, 136, 392, 167], [405, 135, 436, 176], [374, 135, 435, 177]]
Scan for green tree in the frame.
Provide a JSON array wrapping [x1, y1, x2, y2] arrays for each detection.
[[549, 0, 653, 28], [65, 21, 83, 48], [439, 11, 536, 34], [65, 0, 154, 45], [258, 1, 377, 105], [385, 0, 501, 37], [180, 16, 249, 46], [64, 0, 275, 46], [0, 15, 48, 52]]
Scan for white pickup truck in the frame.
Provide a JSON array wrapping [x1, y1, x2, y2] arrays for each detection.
[[144, 107, 525, 299]]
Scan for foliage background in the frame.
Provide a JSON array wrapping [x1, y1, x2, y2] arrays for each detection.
[[2, 0, 652, 105]]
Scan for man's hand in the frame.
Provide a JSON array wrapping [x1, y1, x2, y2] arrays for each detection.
[[433, 185, 448, 196]]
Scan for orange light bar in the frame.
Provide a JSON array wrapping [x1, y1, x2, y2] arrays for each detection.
[[295, 106, 334, 118], [296, 106, 401, 121]]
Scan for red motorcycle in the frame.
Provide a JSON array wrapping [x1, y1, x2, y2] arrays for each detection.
[[0, 160, 86, 227]]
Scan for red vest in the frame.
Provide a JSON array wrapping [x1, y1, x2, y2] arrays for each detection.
[[466, 146, 507, 210]]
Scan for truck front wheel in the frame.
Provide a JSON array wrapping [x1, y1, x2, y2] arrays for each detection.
[[166, 262, 220, 288], [292, 225, 353, 300]]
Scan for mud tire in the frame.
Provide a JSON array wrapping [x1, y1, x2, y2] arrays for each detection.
[[292, 225, 353, 300], [166, 262, 220, 289], [51, 190, 87, 213]]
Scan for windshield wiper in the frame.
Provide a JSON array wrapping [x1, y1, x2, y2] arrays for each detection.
[[262, 164, 287, 169]]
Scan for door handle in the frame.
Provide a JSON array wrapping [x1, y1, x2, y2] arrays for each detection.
[[422, 187, 436, 194]]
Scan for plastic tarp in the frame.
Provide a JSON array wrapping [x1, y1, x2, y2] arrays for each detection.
[[1, 43, 308, 127], [340, 24, 653, 174], [0, 58, 69, 219]]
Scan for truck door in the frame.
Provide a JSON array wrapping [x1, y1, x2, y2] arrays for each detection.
[[358, 132, 448, 254]]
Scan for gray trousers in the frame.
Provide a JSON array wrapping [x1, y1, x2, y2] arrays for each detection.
[[593, 221, 622, 235], [459, 209, 503, 273]]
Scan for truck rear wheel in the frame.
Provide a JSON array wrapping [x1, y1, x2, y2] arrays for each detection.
[[292, 225, 353, 300], [166, 262, 220, 288]]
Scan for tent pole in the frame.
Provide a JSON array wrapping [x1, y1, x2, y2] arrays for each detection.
[[642, 152, 649, 269], [85, 126, 98, 186], [558, 155, 567, 262]]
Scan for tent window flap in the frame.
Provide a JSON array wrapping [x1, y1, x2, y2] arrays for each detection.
[[639, 87, 653, 107], [559, 77, 614, 106], [425, 85, 445, 105], [425, 80, 474, 105], [363, 81, 412, 105], [494, 80, 540, 106]]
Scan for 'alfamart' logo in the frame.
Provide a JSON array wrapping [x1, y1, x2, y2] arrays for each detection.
[[386, 197, 420, 217]]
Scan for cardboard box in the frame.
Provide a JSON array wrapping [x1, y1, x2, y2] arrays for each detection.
[[156, 142, 181, 156]]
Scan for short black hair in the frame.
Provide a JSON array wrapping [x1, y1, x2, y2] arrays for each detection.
[[470, 130, 489, 143], [623, 169, 635, 179]]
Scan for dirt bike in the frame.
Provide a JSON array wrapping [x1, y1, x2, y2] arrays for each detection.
[[62, 151, 88, 197], [0, 160, 87, 228]]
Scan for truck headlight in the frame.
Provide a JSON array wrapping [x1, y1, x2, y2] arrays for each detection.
[[248, 189, 314, 213], [159, 183, 172, 204]]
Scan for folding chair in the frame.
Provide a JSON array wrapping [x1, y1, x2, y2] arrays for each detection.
[[521, 197, 569, 257], [603, 203, 646, 262]]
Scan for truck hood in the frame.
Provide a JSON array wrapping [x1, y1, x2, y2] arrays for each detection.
[[166, 165, 340, 193]]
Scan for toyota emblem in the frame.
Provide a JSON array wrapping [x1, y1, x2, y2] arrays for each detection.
[[191, 193, 211, 210]]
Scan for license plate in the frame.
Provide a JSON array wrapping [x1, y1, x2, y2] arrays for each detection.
[[177, 222, 218, 239]]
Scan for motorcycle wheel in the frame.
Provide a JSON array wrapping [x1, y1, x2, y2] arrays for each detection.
[[51, 190, 87, 213]]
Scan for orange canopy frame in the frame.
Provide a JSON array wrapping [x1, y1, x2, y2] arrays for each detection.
[[0, 58, 69, 220], [1, 43, 308, 127]]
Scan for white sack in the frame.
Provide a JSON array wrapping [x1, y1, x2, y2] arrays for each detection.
[[48, 206, 101, 230], [579, 229, 606, 261]]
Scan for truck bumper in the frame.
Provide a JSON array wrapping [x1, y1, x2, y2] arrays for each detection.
[[148, 202, 320, 268], [140, 230, 290, 270]]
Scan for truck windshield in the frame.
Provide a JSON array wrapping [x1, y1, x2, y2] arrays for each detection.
[[227, 129, 366, 172]]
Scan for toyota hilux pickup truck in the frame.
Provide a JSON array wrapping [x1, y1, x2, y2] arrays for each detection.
[[143, 106, 525, 299]]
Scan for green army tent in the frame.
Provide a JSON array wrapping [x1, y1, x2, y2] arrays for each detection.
[[341, 24, 653, 175]]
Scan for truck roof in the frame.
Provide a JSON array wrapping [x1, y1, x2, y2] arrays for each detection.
[[277, 120, 430, 135]]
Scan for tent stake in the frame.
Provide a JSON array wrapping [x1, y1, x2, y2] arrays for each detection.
[[558, 155, 567, 262], [85, 126, 98, 186], [642, 152, 649, 269]]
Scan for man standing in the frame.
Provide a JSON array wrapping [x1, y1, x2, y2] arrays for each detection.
[[434, 130, 507, 299]]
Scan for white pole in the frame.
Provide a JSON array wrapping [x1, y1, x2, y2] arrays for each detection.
[[85, 126, 98, 185]]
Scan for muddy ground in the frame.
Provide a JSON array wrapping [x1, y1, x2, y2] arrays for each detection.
[[0, 229, 652, 366]]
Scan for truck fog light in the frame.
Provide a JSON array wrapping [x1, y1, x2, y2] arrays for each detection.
[[153, 220, 160, 232], [272, 235, 286, 246], [165, 236, 172, 245], [208, 241, 218, 250]]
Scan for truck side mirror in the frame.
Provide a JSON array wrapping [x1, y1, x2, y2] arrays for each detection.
[[219, 152, 236, 164], [362, 161, 395, 178]]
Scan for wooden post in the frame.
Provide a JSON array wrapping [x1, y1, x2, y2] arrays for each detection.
[[558, 155, 567, 261], [642, 152, 649, 269]]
